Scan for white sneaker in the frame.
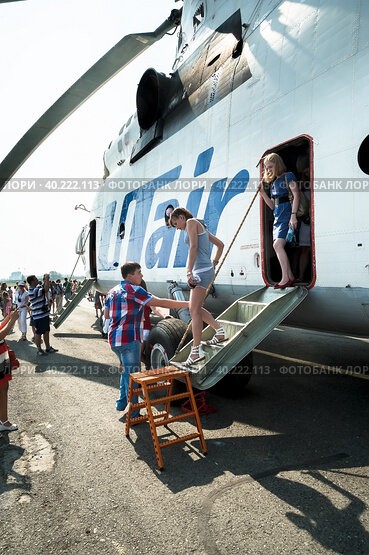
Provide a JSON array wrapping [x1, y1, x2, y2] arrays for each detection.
[[0, 420, 18, 432]]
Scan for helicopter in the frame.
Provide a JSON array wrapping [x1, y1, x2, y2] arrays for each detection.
[[1, 0, 368, 381]]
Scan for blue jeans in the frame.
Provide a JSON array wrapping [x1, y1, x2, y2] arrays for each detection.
[[111, 341, 141, 417]]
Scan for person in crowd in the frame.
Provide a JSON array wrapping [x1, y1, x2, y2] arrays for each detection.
[[12, 285, 18, 304], [63, 278, 72, 301], [169, 207, 225, 366], [258, 152, 300, 289], [27, 274, 58, 356], [0, 308, 19, 433], [16, 281, 29, 341], [0, 283, 8, 317], [104, 262, 190, 417], [94, 290, 103, 319], [294, 153, 311, 282], [49, 280, 57, 314], [71, 280, 79, 295], [3, 292, 13, 317], [87, 288, 94, 302], [54, 279, 64, 313]]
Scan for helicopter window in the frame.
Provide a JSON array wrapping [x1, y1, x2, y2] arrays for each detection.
[[193, 3, 204, 31], [119, 222, 125, 240], [358, 134, 369, 175], [75, 229, 85, 255]]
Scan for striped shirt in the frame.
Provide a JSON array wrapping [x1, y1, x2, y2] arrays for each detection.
[[28, 284, 49, 320], [104, 280, 153, 347]]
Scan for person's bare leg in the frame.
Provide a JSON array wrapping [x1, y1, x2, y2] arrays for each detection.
[[189, 287, 207, 348], [0, 383, 9, 423], [43, 331, 50, 350], [274, 239, 294, 284], [34, 332, 42, 350], [0, 383, 17, 429]]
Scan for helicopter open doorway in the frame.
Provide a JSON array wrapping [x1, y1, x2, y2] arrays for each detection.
[[259, 135, 316, 289], [89, 219, 97, 279]]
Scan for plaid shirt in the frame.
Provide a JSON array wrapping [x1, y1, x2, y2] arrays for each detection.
[[104, 280, 153, 347]]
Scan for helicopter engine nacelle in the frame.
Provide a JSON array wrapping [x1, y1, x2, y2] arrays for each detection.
[[136, 68, 182, 130]]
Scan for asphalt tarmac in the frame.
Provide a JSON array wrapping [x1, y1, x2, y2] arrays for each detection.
[[1, 299, 368, 555]]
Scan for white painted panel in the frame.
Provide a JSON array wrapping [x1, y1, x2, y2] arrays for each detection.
[[358, 0, 369, 50], [353, 48, 369, 142], [311, 59, 354, 158], [312, 0, 360, 78]]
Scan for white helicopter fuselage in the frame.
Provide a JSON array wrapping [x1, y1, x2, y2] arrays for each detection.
[[84, 0, 369, 337]]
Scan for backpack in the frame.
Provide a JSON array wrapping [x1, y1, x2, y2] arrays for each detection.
[[285, 174, 310, 224]]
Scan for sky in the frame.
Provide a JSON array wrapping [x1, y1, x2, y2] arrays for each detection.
[[0, 0, 178, 279]]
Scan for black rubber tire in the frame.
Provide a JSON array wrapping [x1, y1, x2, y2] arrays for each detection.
[[148, 319, 192, 366], [149, 319, 252, 398]]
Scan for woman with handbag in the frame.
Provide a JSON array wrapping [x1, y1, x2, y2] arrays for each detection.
[[0, 308, 20, 433], [258, 152, 300, 289]]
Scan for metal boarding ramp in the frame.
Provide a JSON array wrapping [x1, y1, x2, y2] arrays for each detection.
[[53, 278, 95, 329], [170, 286, 308, 390]]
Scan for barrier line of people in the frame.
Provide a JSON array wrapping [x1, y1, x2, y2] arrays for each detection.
[[0, 274, 62, 434]]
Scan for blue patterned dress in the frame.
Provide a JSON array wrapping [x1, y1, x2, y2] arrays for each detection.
[[270, 171, 296, 240]]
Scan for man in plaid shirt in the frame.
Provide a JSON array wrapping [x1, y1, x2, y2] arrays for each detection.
[[104, 262, 189, 417]]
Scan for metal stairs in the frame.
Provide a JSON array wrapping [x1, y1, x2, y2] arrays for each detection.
[[170, 286, 308, 390], [53, 278, 95, 329]]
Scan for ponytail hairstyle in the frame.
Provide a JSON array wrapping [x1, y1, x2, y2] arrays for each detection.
[[169, 207, 194, 227]]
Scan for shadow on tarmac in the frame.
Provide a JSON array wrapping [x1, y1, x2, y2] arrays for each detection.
[[124, 367, 369, 554], [3, 322, 369, 553]]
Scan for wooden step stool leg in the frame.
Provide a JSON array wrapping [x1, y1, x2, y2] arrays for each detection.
[[141, 382, 165, 470], [184, 374, 207, 455], [125, 375, 147, 435], [164, 377, 173, 418]]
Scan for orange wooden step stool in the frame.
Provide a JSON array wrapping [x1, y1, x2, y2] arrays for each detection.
[[125, 366, 207, 470]]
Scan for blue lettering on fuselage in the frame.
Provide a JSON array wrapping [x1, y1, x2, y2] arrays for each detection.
[[98, 167, 181, 270], [98, 148, 249, 271]]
